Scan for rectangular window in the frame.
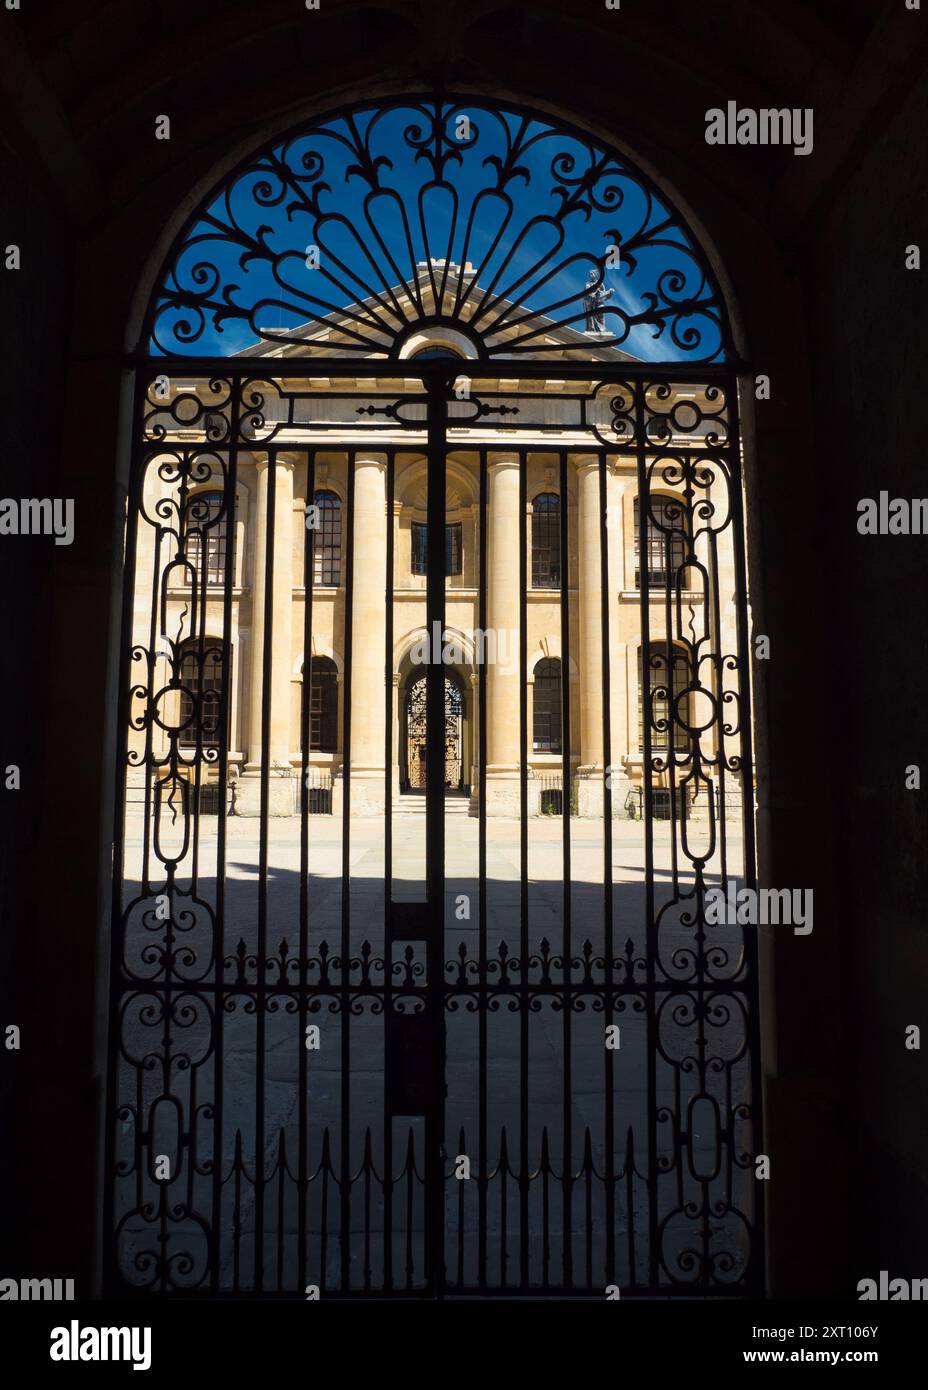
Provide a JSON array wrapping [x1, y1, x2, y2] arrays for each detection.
[[199, 783, 223, 815], [638, 644, 690, 753], [411, 522, 427, 575], [309, 682, 324, 750], [307, 785, 332, 815], [446, 522, 462, 576], [185, 492, 231, 587], [411, 522, 462, 576], [652, 787, 687, 821], [179, 646, 225, 748], [532, 659, 563, 752], [312, 492, 341, 586], [531, 495, 561, 589], [634, 496, 686, 589], [309, 667, 338, 752]]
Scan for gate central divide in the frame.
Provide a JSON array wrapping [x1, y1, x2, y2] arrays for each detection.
[[104, 95, 763, 1299]]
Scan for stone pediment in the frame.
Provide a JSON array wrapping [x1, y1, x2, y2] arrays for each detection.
[[245, 260, 639, 365]]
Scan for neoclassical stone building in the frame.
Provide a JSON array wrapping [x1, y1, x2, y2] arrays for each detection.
[[132, 264, 740, 819]]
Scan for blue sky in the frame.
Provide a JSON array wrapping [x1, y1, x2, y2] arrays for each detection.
[[151, 102, 724, 363]]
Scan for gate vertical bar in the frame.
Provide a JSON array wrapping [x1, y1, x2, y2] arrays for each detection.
[[340, 451, 357, 1292], [518, 446, 529, 1292], [634, 382, 659, 1289], [477, 447, 488, 1292], [425, 375, 447, 1295], [102, 368, 147, 1295], [383, 447, 395, 1293], [727, 372, 765, 1291], [298, 449, 316, 1294], [254, 450, 278, 1292], [557, 448, 573, 1288], [598, 448, 615, 1286], [209, 373, 240, 1292]]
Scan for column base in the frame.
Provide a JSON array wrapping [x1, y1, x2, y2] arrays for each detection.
[[576, 770, 605, 820], [611, 774, 641, 820], [346, 769, 387, 817], [233, 767, 297, 817], [483, 769, 522, 818]]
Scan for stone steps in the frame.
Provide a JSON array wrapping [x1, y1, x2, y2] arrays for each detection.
[[395, 795, 472, 815]]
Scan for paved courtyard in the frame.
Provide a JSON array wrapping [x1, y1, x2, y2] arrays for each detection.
[[114, 812, 753, 1291]]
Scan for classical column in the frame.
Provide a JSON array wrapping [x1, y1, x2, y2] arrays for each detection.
[[606, 463, 631, 817], [485, 454, 522, 816], [239, 455, 295, 815], [576, 454, 606, 817], [349, 455, 388, 815], [390, 671, 401, 803]]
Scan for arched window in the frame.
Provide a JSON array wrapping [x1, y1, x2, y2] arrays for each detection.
[[178, 641, 224, 747], [184, 491, 230, 586], [533, 658, 563, 753], [408, 345, 465, 359], [634, 495, 686, 588], [531, 493, 561, 589], [308, 656, 338, 752], [312, 490, 341, 586], [638, 643, 690, 752]]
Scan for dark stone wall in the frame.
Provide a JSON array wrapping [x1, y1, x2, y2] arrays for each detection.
[[807, 71, 928, 1287], [0, 148, 75, 1269], [1, 0, 925, 1299]]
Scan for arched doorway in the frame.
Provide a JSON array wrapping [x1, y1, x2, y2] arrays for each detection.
[[107, 94, 760, 1299], [402, 670, 466, 794]]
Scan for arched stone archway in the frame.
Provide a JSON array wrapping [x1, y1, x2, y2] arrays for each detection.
[[104, 89, 764, 1302], [5, 0, 921, 1312]]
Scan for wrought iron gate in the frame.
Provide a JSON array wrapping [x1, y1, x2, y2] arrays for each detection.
[[104, 94, 763, 1299]]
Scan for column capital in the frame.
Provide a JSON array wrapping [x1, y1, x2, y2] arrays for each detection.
[[251, 454, 296, 473], [487, 453, 521, 471], [353, 453, 388, 472], [573, 453, 603, 475]]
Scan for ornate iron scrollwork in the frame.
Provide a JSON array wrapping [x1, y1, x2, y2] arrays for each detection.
[[108, 92, 759, 1300], [145, 96, 730, 364]]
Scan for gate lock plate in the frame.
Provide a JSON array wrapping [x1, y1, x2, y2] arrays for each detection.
[[385, 1007, 444, 1115]]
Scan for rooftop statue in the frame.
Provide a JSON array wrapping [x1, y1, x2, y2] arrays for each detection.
[[583, 268, 614, 333]]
